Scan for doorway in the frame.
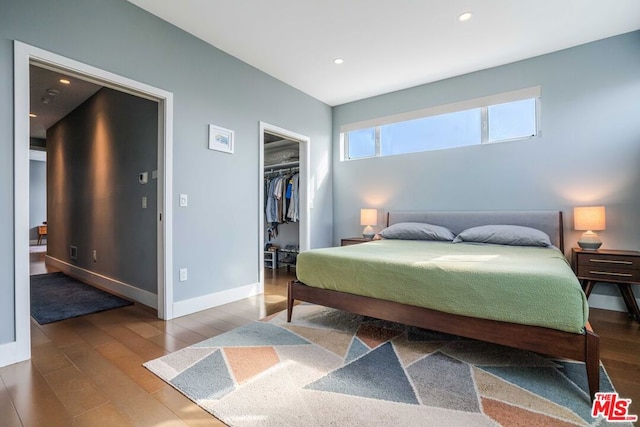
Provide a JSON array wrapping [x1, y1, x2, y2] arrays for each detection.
[[12, 41, 174, 365], [258, 122, 310, 292]]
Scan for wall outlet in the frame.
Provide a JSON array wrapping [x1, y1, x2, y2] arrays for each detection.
[[179, 268, 188, 282], [70, 246, 77, 260], [139, 171, 148, 184], [179, 194, 188, 207], [92, 250, 97, 262], [142, 196, 147, 209]]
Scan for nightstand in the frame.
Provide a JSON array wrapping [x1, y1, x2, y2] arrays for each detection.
[[571, 247, 640, 322], [341, 237, 372, 246]]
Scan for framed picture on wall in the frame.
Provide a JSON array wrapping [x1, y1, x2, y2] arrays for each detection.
[[208, 124, 234, 154]]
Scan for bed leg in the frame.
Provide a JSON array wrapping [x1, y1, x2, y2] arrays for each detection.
[[585, 327, 600, 401], [287, 281, 294, 323]]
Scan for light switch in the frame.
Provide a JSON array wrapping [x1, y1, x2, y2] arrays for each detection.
[[139, 171, 148, 184], [179, 268, 188, 282], [179, 194, 188, 207]]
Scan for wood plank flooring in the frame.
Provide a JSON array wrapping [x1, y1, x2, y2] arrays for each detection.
[[2, 256, 639, 425]]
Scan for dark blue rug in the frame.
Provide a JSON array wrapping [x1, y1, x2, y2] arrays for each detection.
[[31, 272, 133, 324]]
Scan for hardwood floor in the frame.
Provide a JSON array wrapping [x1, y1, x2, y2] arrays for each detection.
[[588, 307, 640, 418], [2, 259, 639, 425]]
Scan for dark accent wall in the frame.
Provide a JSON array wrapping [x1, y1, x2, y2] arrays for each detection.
[[47, 87, 158, 293]]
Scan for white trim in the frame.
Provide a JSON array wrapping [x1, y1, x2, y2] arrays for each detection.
[[13, 41, 31, 365], [7, 41, 175, 368], [158, 94, 174, 320], [172, 282, 262, 318], [0, 342, 19, 368], [258, 122, 311, 291], [45, 256, 158, 308], [339, 86, 541, 133], [29, 150, 46, 162]]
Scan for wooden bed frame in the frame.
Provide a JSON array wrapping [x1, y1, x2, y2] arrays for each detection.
[[287, 210, 600, 400]]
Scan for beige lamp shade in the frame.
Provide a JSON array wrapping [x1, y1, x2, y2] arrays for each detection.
[[360, 208, 378, 226], [574, 206, 606, 250], [360, 208, 377, 239], [574, 206, 606, 231]]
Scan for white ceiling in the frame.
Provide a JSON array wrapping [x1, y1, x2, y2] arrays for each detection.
[[30, 65, 102, 140], [128, 0, 640, 106]]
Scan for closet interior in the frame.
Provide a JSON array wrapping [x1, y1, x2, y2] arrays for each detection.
[[264, 131, 300, 270]]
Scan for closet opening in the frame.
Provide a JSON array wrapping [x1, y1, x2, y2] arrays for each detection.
[[258, 122, 310, 294]]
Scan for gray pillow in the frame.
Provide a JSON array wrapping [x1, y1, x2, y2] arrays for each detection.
[[378, 222, 456, 241], [452, 225, 552, 247]]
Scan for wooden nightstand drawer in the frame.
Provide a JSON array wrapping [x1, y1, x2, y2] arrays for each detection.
[[576, 265, 640, 282], [341, 237, 370, 246], [576, 253, 640, 269]]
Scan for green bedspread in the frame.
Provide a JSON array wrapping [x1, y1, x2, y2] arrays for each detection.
[[296, 240, 588, 333]]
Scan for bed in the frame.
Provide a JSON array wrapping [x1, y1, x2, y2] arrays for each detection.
[[287, 210, 600, 400]]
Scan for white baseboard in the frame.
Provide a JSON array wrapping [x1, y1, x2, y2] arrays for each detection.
[[45, 256, 157, 309], [172, 282, 261, 318]]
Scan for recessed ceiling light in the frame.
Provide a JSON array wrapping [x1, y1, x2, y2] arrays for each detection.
[[59, 78, 71, 85], [458, 12, 472, 22], [333, 58, 344, 65], [29, 113, 37, 118]]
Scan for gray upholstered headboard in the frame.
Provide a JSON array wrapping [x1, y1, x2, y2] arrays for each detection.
[[387, 210, 564, 252]]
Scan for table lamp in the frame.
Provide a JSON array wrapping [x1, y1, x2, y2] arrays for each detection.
[[360, 208, 378, 239], [574, 206, 606, 250]]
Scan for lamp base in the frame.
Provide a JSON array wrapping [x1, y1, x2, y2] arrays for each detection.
[[577, 230, 602, 250], [362, 225, 375, 240]]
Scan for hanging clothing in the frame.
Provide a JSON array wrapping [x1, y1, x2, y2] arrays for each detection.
[[264, 171, 300, 226]]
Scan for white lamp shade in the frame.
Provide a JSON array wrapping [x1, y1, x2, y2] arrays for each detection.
[[574, 206, 606, 231], [360, 208, 378, 226]]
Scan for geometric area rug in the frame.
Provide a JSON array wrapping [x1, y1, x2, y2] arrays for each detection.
[[31, 272, 133, 324], [144, 304, 630, 427]]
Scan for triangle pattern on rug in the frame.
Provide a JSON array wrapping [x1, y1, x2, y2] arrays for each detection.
[[345, 337, 369, 364], [556, 361, 615, 397], [223, 347, 280, 385], [170, 349, 235, 400], [356, 324, 404, 349], [473, 367, 586, 425], [192, 321, 311, 348], [407, 351, 480, 412], [305, 342, 419, 404], [158, 347, 218, 375], [391, 333, 447, 366], [482, 397, 579, 427], [284, 324, 354, 358], [481, 366, 593, 422]]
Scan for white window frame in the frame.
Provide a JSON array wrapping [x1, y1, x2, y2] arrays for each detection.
[[341, 87, 541, 160]]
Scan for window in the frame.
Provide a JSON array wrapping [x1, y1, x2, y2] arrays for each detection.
[[342, 87, 540, 160], [346, 128, 376, 159]]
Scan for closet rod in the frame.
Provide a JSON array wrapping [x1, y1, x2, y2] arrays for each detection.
[[265, 166, 299, 176]]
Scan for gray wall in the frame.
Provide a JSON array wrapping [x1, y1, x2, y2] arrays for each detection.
[[0, 0, 332, 344], [29, 159, 46, 242], [47, 88, 158, 293], [332, 31, 640, 304]]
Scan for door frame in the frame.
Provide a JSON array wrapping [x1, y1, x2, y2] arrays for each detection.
[[11, 41, 174, 365], [258, 122, 310, 290]]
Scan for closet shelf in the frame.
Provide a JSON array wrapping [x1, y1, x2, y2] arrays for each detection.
[[264, 160, 299, 171]]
